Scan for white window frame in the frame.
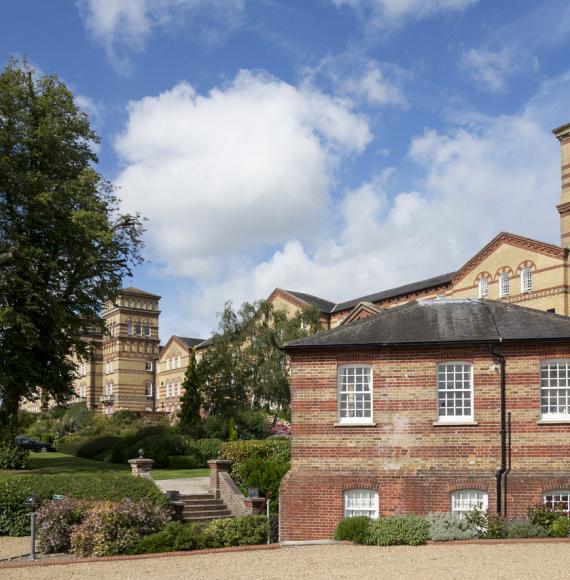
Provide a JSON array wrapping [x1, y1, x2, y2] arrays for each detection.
[[106, 382, 113, 396], [478, 278, 488, 298], [499, 272, 510, 297], [177, 355, 181, 368], [543, 490, 570, 515], [145, 383, 153, 398], [437, 362, 474, 423], [127, 320, 133, 335], [451, 489, 488, 516], [521, 267, 533, 293], [79, 384, 86, 398], [540, 360, 570, 421], [343, 489, 379, 519], [145, 322, 151, 336], [145, 360, 154, 372], [338, 365, 373, 425]]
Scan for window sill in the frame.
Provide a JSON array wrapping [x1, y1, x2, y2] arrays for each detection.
[[334, 422, 377, 427], [433, 421, 478, 426], [537, 419, 570, 425]]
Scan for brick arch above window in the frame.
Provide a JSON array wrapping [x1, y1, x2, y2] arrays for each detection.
[[474, 271, 492, 285], [443, 480, 491, 494], [539, 478, 570, 493], [494, 266, 513, 280], [516, 260, 537, 273]]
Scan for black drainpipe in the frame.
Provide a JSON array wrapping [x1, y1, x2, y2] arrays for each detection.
[[503, 411, 512, 517], [490, 346, 507, 516]]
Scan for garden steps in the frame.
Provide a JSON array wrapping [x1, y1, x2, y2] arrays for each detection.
[[177, 492, 233, 522]]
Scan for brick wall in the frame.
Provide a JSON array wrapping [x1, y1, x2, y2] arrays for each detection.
[[279, 343, 570, 541]]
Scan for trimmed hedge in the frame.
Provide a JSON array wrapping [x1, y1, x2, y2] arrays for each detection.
[[77, 436, 122, 459], [0, 473, 166, 536], [367, 516, 429, 546], [334, 516, 371, 543], [131, 515, 269, 555], [220, 438, 290, 466]]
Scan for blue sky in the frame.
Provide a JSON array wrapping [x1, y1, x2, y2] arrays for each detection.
[[2, 0, 570, 340]]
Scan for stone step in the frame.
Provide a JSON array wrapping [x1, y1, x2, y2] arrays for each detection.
[[182, 502, 226, 510], [182, 513, 233, 522], [183, 505, 231, 515], [179, 493, 215, 501]]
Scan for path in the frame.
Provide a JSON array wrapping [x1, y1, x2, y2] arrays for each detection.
[[154, 476, 210, 495]]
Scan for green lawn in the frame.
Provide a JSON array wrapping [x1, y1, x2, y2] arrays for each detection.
[[0, 452, 209, 482]]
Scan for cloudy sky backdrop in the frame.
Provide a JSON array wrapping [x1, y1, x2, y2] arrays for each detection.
[[2, 0, 570, 339]]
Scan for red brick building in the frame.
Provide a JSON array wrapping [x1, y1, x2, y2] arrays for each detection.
[[280, 299, 570, 541]]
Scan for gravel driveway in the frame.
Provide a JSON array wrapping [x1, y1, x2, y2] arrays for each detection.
[[1, 543, 569, 579]]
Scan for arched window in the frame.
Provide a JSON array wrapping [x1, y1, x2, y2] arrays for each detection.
[[543, 490, 570, 515], [145, 322, 151, 336], [478, 278, 488, 298], [135, 320, 142, 335], [499, 272, 510, 297], [451, 489, 488, 516], [521, 267, 532, 293], [127, 320, 133, 335], [343, 489, 379, 519]]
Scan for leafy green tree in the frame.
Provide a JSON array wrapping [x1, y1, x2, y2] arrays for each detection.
[[0, 59, 144, 439], [197, 299, 321, 416], [178, 351, 202, 435]]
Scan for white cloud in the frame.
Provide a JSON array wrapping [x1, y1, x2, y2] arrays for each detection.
[[115, 70, 371, 281], [77, 0, 244, 73], [331, 0, 478, 30], [459, 46, 536, 92], [173, 113, 560, 338], [305, 54, 407, 108]]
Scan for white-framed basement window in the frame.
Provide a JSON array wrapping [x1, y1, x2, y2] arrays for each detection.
[[499, 272, 510, 297], [437, 362, 474, 422], [521, 267, 533, 293], [543, 490, 570, 515], [451, 489, 488, 516], [540, 361, 570, 421], [478, 278, 488, 298], [343, 489, 379, 519], [338, 365, 373, 424]]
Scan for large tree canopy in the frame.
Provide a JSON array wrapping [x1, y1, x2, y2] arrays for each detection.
[[197, 300, 322, 416], [0, 59, 144, 436]]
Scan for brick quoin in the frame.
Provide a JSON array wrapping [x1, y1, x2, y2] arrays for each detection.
[[279, 343, 570, 541]]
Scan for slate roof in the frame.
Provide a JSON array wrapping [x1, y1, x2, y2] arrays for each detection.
[[121, 286, 161, 299], [283, 299, 570, 349], [331, 272, 455, 313], [175, 336, 205, 348], [285, 290, 337, 313]]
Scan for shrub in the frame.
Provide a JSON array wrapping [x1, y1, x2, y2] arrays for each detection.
[[367, 516, 429, 546], [55, 434, 87, 456], [70, 498, 171, 556], [109, 425, 167, 464], [237, 456, 290, 512], [550, 516, 570, 538], [334, 516, 371, 543], [528, 503, 564, 531], [0, 473, 167, 536], [504, 518, 549, 539], [133, 522, 214, 554], [220, 438, 290, 473], [0, 443, 29, 469], [202, 515, 268, 547], [128, 432, 188, 467], [427, 512, 478, 541], [185, 438, 222, 466], [200, 415, 228, 440], [76, 436, 122, 459], [235, 410, 269, 440], [37, 499, 91, 553], [167, 455, 200, 469], [228, 417, 237, 441], [466, 509, 505, 539]]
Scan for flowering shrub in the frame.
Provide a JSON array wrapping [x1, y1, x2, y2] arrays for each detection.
[[70, 498, 171, 557], [37, 499, 91, 554], [268, 416, 291, 436]]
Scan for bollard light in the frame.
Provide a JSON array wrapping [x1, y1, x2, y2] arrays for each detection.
[[25, 494, 42, 561]]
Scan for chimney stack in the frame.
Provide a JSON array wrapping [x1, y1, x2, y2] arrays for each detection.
[[553, 123, 570, 247]]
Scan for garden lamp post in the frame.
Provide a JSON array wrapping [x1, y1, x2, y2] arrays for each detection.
[[25, 494, 41, 561]]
